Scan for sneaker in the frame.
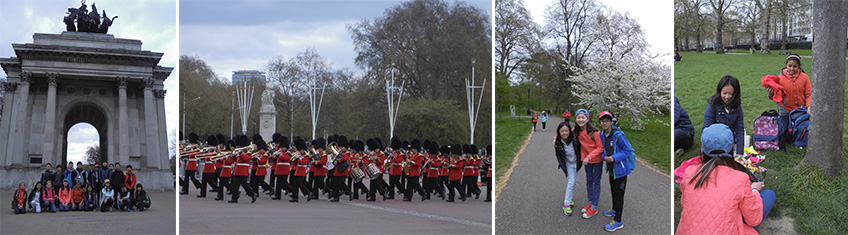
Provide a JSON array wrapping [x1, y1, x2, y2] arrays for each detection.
[[603, 209, 615, 217], [563, 204, 573, 216], [675, 149, 684, 159], [604, 220, 623, 232], [582, 207, 597, 218], [582, 203, 591, 213]]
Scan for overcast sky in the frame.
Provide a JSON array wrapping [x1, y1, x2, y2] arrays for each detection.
[[180, 0, 492, 81], [524, 0, 672, 64], [0, 0, 178, 163]]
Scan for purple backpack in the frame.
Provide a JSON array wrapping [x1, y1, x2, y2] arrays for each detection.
[[752, 110, 780, 150]]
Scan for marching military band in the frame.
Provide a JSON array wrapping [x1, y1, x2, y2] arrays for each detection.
[[179, 132, 492, 203]]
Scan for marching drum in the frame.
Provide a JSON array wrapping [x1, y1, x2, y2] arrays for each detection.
[[351, 167, 366, 182], [366, 163, 382, 179]]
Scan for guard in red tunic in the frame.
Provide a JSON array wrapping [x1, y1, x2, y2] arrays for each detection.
[[484, 144, 492, 202], [270, 136, 292, 200], [268, 133, 283, 192], [403, 139, 426, 201], [387, 137, 404, 200], [330, 136, 351, 202], [210, 133, 227, 193], [366, 138, 388, 201], [308, 138, 328, 200], [289, 138, 314, 202], [215, 140, 235, 201], [198, 136, 220, 198], [464, 145, 482, 199], [181, 133, 202, 195], [349, 140, 370, 200], [424, 143, 445, 199], [438, 146, 450, 197], [447, 144, 466, 202], [228, 135, 257, 203]]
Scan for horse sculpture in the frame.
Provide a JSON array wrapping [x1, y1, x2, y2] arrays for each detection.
[[63, 1, 118, 34]]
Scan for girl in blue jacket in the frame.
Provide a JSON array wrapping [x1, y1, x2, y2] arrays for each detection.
[[703, 75, 744, 156], [599, 111, 634, 232]]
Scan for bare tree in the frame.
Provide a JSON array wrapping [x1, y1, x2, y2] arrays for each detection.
[[496, 0, 541, 80], [740, 0, 761, 51], [804, 0, 847, 178], [85, 145, 100, 164], [591, 10, 647, 59], [708, 0, 740, 54], [757, 0, 773, 54], [545, 0, 599, 68]]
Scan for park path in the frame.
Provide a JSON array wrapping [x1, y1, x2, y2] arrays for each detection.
[[495, 116, 671, 234]]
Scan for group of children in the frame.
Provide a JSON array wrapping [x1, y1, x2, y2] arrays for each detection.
[[11, 161, 152, 214], [674, 54, 806, 234], [553, 109, 634, 232]]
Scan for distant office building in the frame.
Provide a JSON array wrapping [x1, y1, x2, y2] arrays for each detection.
[[232, 70, 266, 85]]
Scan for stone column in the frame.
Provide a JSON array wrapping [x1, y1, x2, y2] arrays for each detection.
[[0, 82, 18, 166], [155, 89, 167, 170], [12, 71, 32, 167], [42, 72, 59, 165], [143, 78, 160, 168], [117, 77, 129, 164]]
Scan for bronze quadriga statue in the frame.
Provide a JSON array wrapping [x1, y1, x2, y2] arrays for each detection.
[[64, 0, 118, 34]]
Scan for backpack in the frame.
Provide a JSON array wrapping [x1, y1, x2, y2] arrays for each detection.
[[752, 110, 780, 150], [611, 132, 636, 171], [788, 107, 810, 146]]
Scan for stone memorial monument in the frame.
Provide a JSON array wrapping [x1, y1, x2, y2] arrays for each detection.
[[259, 89, 276, 142], [0, 2, 172, 190]]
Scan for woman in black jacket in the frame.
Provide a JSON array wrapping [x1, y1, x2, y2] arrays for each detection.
[[553, 121, 582, 216]]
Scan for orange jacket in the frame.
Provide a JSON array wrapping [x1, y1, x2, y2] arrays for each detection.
[[777, 68, 811, 112], [58, 188, 72, 204], [72, 188, 84, 203], [577, 129, 604, 164]]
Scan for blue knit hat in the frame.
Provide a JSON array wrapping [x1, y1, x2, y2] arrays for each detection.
[[575, 109, 590, 118], [701, 124, 734, 158]]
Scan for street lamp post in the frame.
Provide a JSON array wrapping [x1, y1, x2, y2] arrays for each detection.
[[182, 93, 200, 137]]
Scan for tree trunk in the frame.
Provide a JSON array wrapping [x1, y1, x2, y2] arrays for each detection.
[[696, 26, 703, 52], [759, 0, 772, 54], [716, 19, 725, 54], [803, 0, 847, 178], [780, 5, 788, 50]]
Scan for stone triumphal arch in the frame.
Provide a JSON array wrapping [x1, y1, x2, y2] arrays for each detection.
[[0, 32, 172, 190]]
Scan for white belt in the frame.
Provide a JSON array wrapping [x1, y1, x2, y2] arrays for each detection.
[[236, 163, 250, 166], [188, 159, 198, 162], [276, 162, 290, 166], [258, 165, 266, 168], [429, 167, 438, 170], [464, 166, 475, 169], [223, 165, 233, 168], [489, 168, 493, 171], [297, 165, 307, 167]]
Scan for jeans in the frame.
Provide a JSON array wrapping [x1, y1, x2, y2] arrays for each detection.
[[13, 204, 25, 214], [564, 162, 578, 205], [755, 189, 776, 230], [43, 200, 56, 212], [59, 203, 70, 211], [585, 163, 603, 209], [30, 200, 41, 213]]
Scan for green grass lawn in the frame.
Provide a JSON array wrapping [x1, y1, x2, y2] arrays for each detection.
[[495, 113, 532, 181], [673, 51, 848, 233], [621, 114, 672, 173]]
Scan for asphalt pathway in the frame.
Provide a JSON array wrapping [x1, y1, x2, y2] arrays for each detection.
[[496, 116, 671, 234], [179, 179, 492, 234], [0, 189, 176, 234]]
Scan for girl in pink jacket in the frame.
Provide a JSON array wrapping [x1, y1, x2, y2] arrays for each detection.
[[574, 109, 604, 218], [677, 124, 775, 235]]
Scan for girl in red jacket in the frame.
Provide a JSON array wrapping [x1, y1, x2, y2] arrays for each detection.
[[58, 179, 72, 211], [677, 124, 775, 235], [11, 182, 26, 214], [768, 53, 811, 135], [574, 109, 604, 218]]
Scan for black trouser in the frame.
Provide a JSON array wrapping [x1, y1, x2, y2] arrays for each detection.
[[352, 178, 368, 199], [447, 179, 465, 200], [332, 175, 348, 200], [368, 177, 387, 199], [439, 176, 448, 194], [274, 174, 291, 198], [183, 170, 201, 193], [311, 175, 325, 197], [400, 174, 407, 191], [464, 175, 480, 196], [484, 175, 491, 200], [404, 176, 425, 199], [269, 170, 276, 189], [674, 129, 694, 151], [389, 174, 403, 197], [100, 198, 113, 212], [200, 172, 218, 197], [290, 175, 311, 200], [609, 175, 627, 222], [542, 121, 547, 129], [217, 176, 231, 199], [252, 174, 271, 195], [425, 176, 444, 197], [212, 169, 221, 192], [231, 175, 254, 201]]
